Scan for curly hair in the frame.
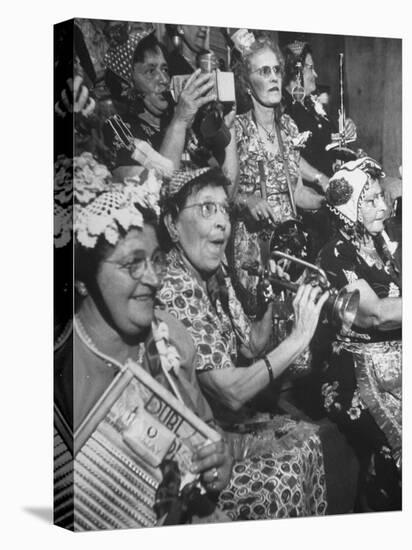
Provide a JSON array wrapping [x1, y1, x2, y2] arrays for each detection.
[[325, 177, 354, 206], [232, 35, 285, 114]]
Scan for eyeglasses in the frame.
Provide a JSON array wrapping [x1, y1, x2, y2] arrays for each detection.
[[181, 201, 231, 219], [103, 250, 167, 281], [362, 192, 386, 208], [250, 65, 282, 79]]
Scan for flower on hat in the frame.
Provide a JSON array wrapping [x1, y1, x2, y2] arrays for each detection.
[[74, 165, 162, 249], [124, 169, 162, 216], [74, 152, 112, 205], [325, 177, 354, 206], [231, 29, 257, 57], [325, 156, 385, 227]]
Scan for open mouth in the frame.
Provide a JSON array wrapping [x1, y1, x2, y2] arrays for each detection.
[[269, 86, 280, 92]]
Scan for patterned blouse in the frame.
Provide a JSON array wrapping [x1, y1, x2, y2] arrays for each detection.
[[235, 111, 301, 223], [157, 249, 252, 373]]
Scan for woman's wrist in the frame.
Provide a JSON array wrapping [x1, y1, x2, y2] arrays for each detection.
[[171, 112, 190, 131], [284, 329, 308, 358]]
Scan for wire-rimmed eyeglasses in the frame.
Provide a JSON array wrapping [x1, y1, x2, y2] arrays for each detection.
[[103, 250, 167, 281], [181, 201, 231, 219], [250, 65, 282, 79]]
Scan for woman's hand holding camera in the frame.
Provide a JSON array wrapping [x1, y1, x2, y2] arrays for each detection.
[[290, 284, 329, 347], [174, 69, 216, 127], [191, 438, 233, 493]]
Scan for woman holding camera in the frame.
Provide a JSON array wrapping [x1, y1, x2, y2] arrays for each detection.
[[318, 157, 402, 511], [103, 28, 237, 181]]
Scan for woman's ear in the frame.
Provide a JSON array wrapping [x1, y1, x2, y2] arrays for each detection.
[[164, 213, 180, 243]]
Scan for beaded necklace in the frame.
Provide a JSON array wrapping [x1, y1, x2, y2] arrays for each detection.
[[74, 314, 184, 403]]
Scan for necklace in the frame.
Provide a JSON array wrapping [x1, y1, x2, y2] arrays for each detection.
[[256, 118, 276, 143], [74, 315, 143, 372], [74, 314, 186, 405]]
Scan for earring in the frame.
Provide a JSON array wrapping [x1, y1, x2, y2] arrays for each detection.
[[246, 88, 251, 95], [76, 282, 88, 296]]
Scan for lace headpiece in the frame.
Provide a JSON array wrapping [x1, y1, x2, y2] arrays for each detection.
[[104, 28, 154, 86], [325, 156, 385, 226], [285, 40, 308, 58], [54, 151, 162, 249], [75, 168, 161, 249], [54, 152, 115, 249], [161, 167, 211, 199]]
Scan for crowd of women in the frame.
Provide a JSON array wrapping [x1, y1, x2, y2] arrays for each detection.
[[54, 20, 402, 530]]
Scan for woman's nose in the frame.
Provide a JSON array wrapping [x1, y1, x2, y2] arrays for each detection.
[[214, 211, 230, 231], [155, 70, 169, 87], [377, 195, 387, 210], [140, 260, 161, 289]]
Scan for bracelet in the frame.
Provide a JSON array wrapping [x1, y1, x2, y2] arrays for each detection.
[[263, 355, 274, 384]]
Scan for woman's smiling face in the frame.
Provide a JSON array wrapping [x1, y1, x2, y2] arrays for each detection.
[[95, 225, 162, 337]]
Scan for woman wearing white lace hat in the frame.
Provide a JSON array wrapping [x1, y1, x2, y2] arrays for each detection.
[[54, 158, 234, 529], [317, 156, 402, 511]]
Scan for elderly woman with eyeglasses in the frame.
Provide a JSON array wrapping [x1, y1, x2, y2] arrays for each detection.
[[317, 157, 401, 511], [157, 166, 332, 519], [226, 31, 321, 313], [54, 161, 239, 529]]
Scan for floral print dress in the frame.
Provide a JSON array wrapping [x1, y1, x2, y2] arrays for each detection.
[[229, 111, 301, 305], [317, 232, 402, 509], [157, 248, 328, 520]]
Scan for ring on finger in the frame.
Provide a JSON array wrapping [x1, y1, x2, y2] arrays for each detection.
[[212, 468, 219, 481]]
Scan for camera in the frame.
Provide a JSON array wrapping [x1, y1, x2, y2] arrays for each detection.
[[170, 51, 235, 103], [170, 51, 236, 161]]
